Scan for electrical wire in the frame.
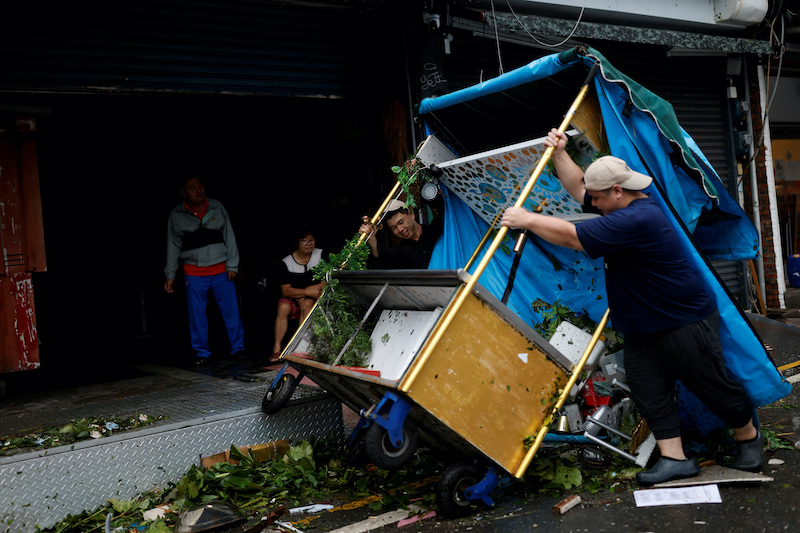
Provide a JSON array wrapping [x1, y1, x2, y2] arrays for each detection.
[[504, 0, 586, 48], [490, 0, 504, 74], [752, 11, 786, 162], [486, 0, 586, 75]]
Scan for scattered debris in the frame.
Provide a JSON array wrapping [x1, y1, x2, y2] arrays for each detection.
[[275, 521, 305, 533], [768, 458, 785, 465], [1, 414, 164, 456], [142, 504, 170, 521], [244, 506, 287, 533], [552, 494, 581, 515], [289, 503, 334, 514], [200, 439, 290, 468], [654, 465, 773, 487], [634, 484, 722, 507], [397, 510, 436, 527], [324, 506, 422, 533], [174, 500, 246, 533]]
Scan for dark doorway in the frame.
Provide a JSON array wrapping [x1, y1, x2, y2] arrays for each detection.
[[30, 93, 391, 381]]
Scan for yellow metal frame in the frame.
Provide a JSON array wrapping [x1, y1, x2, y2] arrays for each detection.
[[284, 61, 612, 480], [400, 79, 596, 395], [279, 182, 404, 358], [396, 70, 612, 479]]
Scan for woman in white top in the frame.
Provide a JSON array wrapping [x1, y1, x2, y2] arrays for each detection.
[[271, 227, 326, 361]]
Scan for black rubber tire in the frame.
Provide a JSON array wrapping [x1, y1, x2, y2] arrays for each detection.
[[436, 463, 483, 518], [363, 418, 418, 469], [261, 373, 297, 414]]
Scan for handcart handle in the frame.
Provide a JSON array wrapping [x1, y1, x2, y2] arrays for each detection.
[[400, 59, 601, 395], [355, 181, 403, 248], [280, 183, 406, 357], [514, 307, 610, 478]]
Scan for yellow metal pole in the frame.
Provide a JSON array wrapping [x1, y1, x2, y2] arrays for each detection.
[[400, 79, 596, 394], [464, 178, 542, 271], [514, 307, 610, 478], [356, 181, 403, 247], [281, 182, 404, 357], [463, 226, 495, 272]]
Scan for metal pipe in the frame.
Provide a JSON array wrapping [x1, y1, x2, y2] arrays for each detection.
[[356, 182, 403, 247], [401, 65, 599, 394], [514, 308, 610, 478], [756, 64, 786, 309], [464, 176, 531, 271], [744, 60, 766, 303]]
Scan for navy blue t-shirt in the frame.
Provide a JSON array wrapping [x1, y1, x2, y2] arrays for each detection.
[[575, 196, 715, 335]]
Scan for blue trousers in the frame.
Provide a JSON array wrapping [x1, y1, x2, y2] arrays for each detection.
[[185, 272, 245, 358]]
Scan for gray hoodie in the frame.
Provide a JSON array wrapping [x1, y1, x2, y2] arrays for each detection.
[[164, 198, 239, 280]]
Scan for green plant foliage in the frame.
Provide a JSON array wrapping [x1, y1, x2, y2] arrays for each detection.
[[40, 436, 446, 533], [307, 229, 376, 368], [313, 233, 371, 282], [308, 286, 373, 367], [532, 299, 622, 349], [392, 156, 431, 209], [2, 414, 163, 457], [531, 456, 583, 490], [762, 428, 797, 452]]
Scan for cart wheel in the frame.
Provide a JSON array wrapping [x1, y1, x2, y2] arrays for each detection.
[[436, 463, 483, 518], [363, 419, 418, 469], [261, 374, 297, 414]]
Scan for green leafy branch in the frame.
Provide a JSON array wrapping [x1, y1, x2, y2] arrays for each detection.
[[3, 414, 163, 457], [392, 156, 428, 209], [312, 233, 371, 283], [40, 436, 445, 533], [308, 287, 373, 367], [532, 299, 622, 349]]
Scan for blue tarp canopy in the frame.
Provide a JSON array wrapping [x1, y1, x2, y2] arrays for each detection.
[[419, 47, 789, 421]]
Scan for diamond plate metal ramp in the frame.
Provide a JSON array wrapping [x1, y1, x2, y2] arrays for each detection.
[[0, 392, 342, 532]]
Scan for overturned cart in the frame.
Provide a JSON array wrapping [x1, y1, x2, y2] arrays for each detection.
[[262, 46, 790, 515], [264, 268, 586, 514]]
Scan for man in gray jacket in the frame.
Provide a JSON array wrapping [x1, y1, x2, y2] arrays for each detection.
[[164, 177, 245, 364]]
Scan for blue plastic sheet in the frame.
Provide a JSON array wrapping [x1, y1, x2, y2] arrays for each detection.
[[422, 48, 790, 427]]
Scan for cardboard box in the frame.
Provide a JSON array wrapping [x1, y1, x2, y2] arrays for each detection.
[[200, 439, 291, 468]]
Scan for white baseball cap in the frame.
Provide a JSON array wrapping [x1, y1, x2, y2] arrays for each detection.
[[383, 199, 408, 214], [584, 156, 653, 191]]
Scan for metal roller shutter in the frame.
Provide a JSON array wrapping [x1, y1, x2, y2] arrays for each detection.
[[0, 0, 364, 98]]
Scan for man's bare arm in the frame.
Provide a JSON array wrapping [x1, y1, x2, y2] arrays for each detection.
[[545, 129, 586, 203]]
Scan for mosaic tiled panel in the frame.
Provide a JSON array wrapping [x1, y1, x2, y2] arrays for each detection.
[[431, 130, 600, 228]]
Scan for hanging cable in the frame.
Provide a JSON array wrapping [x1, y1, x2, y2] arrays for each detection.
[[486, 0, 585, 76], [751, 11, 786, 162], [504, 0, 586, 48], [490, 0, 504, 74]]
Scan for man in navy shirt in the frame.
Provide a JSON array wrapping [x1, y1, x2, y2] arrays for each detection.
[[501, 129, 762, 486]]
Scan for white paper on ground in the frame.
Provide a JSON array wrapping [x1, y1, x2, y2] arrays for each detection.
[[634, 484, 722, 507], [289, 504, 334, 514]]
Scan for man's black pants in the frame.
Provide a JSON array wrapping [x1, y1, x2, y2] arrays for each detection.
[[624, 310, 753, 440]]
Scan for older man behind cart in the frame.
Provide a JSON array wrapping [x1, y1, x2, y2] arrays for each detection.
[[500, 129, 763, 486], [164, 177, 245, 365], [358, 199, 443, 269]]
